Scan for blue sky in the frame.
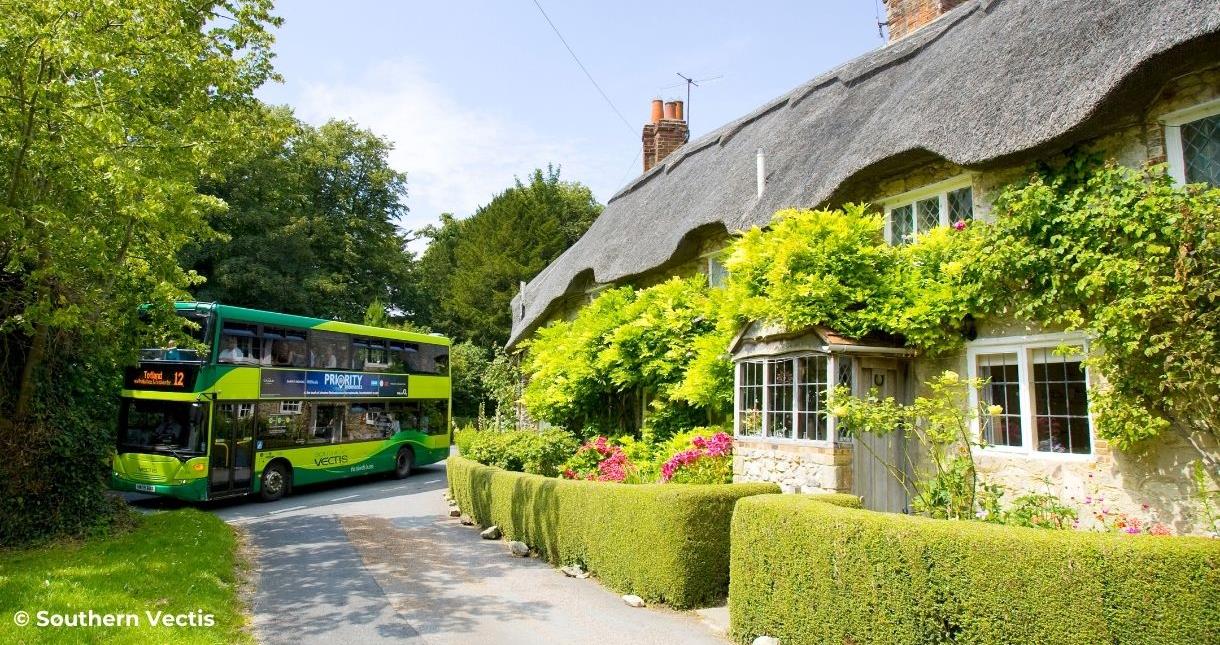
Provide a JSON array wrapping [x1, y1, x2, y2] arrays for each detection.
[[258, 1, 881, 242]]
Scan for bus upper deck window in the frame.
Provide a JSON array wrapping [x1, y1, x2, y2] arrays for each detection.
[[219, 323, 260, 364]]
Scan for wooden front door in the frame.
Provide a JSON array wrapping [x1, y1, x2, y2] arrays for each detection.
[[852, 360, 911, 513]]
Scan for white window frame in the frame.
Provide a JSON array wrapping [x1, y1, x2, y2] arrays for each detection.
[[966, 333, 1094, 460], [882, 175, 975, 245], [702, 249, 730, 289], [733, 352, 851, 446], [279, 400, 302, 415], [1162, 97, 1220, 185]]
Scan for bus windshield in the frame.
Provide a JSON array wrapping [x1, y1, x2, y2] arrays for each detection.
[[118, 399, 208, 458]]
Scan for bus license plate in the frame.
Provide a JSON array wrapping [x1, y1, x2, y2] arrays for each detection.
[[134, 483, 155, 493]]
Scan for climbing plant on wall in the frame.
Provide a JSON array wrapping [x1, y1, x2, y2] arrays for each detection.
[[981, 159, 1220, 450], [522, 159, 1220, 452]]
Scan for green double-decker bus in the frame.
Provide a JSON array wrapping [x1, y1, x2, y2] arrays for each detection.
[[111, 302, 451, 502]]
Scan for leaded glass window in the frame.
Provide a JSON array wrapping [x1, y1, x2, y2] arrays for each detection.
[[835, 356, 854, 441], [916, 197, 940, 234], [885, 178, 974, 245], [890, 204, 914, 245], [948, 186, 974, 224], [1182, 113, 1220, 187]]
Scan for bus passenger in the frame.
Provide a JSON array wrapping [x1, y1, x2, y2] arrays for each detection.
[[219, 337, 244, 363]]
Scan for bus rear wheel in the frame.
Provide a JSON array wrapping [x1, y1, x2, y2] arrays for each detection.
[[260, 462, 290, 502], [393, 447, 414, 479]]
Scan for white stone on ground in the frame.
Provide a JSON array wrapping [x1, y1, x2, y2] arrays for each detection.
[[508, 541, 530, 557], [480, 525, 502, 540], [560, 565, 589, 578], [622, 595, 645, 608]]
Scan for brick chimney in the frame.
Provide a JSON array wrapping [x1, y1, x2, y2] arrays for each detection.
[[883, 0, 969, 42], [642, 99, 689, 172]]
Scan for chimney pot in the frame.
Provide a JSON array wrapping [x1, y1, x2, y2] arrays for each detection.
[[642, 98, 690, 173]]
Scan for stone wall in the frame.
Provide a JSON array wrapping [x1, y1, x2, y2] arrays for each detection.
[[733, 437, 853, 494]]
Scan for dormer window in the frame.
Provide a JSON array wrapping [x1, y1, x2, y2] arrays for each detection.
[[1163, 98, 1220, 187], [882, 176, 974, 245]]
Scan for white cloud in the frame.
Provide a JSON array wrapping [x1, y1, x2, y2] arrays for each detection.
[[293, 59, 628, 251]]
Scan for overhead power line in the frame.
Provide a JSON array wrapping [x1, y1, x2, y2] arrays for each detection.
[[531, 0, 635, 135]]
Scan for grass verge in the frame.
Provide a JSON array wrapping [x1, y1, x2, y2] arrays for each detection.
[[0, 508, 252, 644]]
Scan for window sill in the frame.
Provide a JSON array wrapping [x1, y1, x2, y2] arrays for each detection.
[[735, 435, 852, 450], [973, 447, 1095, 462]]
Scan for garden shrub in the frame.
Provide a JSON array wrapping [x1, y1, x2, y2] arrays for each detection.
[[729, 495, 1220, 645], [453, 425, 478, 455], [448, 455, 778, 608], [460, 428, 578, 477]]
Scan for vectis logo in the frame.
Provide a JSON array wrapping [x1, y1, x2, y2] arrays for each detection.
[[313, 454, 349, 467]]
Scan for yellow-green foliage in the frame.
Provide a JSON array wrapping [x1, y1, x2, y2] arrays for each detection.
[[521, 276, 722, 432], [722, 204, 985, 354], [729, 495, 1220, 645], [448, 455, 777, 608]]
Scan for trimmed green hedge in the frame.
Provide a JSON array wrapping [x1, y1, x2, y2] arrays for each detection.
[[730, 495, 1220, 645], [447, 455, 778, 608]]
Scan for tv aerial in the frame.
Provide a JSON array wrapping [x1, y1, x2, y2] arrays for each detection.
[[666, 72, 723, 134]]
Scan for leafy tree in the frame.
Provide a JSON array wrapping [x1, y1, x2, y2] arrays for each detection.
[[482, 345, 523, 427], [522, 276, 720, 438], [449, 341, 490, 418], [413, 212, 462, 333], [0, 0, 279, 543], [419, 166, 601, 345], [187, 113, 416, 322]]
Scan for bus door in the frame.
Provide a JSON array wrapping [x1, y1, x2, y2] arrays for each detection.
[[211, 402, 256, 496]]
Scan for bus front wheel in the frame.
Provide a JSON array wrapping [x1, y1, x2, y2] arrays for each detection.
[[260, 462, 290, 502], [393, 447, 414, 479]]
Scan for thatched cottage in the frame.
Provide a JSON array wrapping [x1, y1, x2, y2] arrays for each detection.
[[508, 0, 1220, 532]]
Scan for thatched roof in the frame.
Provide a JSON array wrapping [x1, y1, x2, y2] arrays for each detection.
[[509, 0, 1220, 347]]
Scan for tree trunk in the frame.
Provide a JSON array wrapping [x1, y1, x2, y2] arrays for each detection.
[[13, 322, 48, 420]]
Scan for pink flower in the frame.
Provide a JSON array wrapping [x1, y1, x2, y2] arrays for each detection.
[[1149, 523, 1172, 536], [953, 220, 967, 231]]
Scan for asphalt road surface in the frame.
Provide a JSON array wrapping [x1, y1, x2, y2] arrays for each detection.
[[125, 463, 727, 645]]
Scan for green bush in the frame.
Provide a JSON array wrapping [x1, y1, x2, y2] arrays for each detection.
[[730, 495, 1220, 645], [453, 424, 478, 455], [460, 428, 578, 477], [448, 455, 778, 608]]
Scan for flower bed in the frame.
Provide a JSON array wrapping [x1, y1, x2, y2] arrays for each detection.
[[729, 495, 1220, 645], [447, 455, 778, 608]]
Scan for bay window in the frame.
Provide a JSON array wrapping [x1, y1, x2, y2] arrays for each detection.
[[735, 353, 850, 443]]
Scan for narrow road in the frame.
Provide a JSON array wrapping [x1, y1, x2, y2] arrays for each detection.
[[130, 463, 727, 645]]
